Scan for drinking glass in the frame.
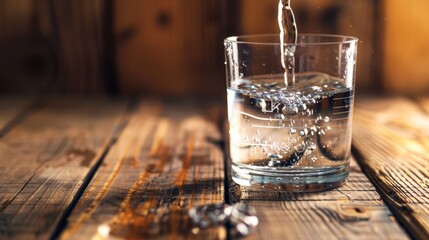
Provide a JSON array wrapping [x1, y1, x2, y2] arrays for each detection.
[[224, 34, 358, 191]]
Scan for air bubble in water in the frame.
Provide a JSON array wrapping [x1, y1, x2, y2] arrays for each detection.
[[294, 142, 306, 153], [263, 82, 278, 88], [282, 105, 298, 115], [307, 98, 317, 105], [299, 128, 309, 136], [307, 142, 317, 151], [255, 99, 266, 109], [298, 103, 307, 111], [281, 143, 290, 152], [268, 153, 283, 167], [268, 160, 281, 167], [269, 154, 283, 160], [324, 116, 330, 122]]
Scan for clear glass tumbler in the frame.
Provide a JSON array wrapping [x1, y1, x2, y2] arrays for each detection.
[[224, 34, 358, 192]]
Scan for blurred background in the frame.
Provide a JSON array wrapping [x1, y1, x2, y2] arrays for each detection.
[[0, 0, 428, 98]]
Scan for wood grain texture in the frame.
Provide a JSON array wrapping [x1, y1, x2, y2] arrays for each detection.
[[50, 0, 108, 94], [4, 97, 429, 239], [352, 97, 429, 239], [115, 0, 225, 98], [60, 100, 226, 239], [0, 98, 127, 239], [228, 157, 408, 240], [0, 97, 34, 136]]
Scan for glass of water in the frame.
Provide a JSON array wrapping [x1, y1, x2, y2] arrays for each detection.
[[224, 34, 358, 192]]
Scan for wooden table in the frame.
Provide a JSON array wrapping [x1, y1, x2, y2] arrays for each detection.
[[1, 96, 429, 239]]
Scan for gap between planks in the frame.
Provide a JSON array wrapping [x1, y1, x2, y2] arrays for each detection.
[[352, 96, 429, 240], [60, 100, 226, 240], [0, 96, 36, 138], [0, 98, 129, 240]]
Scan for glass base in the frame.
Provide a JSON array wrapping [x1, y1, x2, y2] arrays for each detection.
[[231, 162, 349, 192]]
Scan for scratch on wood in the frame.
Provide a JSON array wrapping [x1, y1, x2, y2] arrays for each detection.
[[337, 189, 352, 201], [60, 118, 155, 239], [0, 175, 34, 214], [10, 169, 57, 223], [60, 154, 130, 238]]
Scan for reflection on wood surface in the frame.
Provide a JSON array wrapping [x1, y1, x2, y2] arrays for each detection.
[[1, 97, 429, 239], [60, 101, 226, 239]]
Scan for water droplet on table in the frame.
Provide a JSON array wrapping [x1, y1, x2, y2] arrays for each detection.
[[188, 203, 231, 228], [188, 203, 258, 237], [230, 203, 259, 237]]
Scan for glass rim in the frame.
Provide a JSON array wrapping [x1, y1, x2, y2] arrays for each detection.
[[224, 33, 358, 46]]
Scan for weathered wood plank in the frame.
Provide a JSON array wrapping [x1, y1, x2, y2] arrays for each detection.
[[0, 98, 128, 239], [352, 97, 429, 240], [0, 97, 34, 136], [60, 101, 226, 239], [229, 156, 408, 239]]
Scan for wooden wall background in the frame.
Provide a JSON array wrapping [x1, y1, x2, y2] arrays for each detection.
[[0, 0, 54, 94], [383, 0, 429, 94], [0, 0, 111, 95], [114, 0, 227, 98], [0, 0, 428, 96]]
